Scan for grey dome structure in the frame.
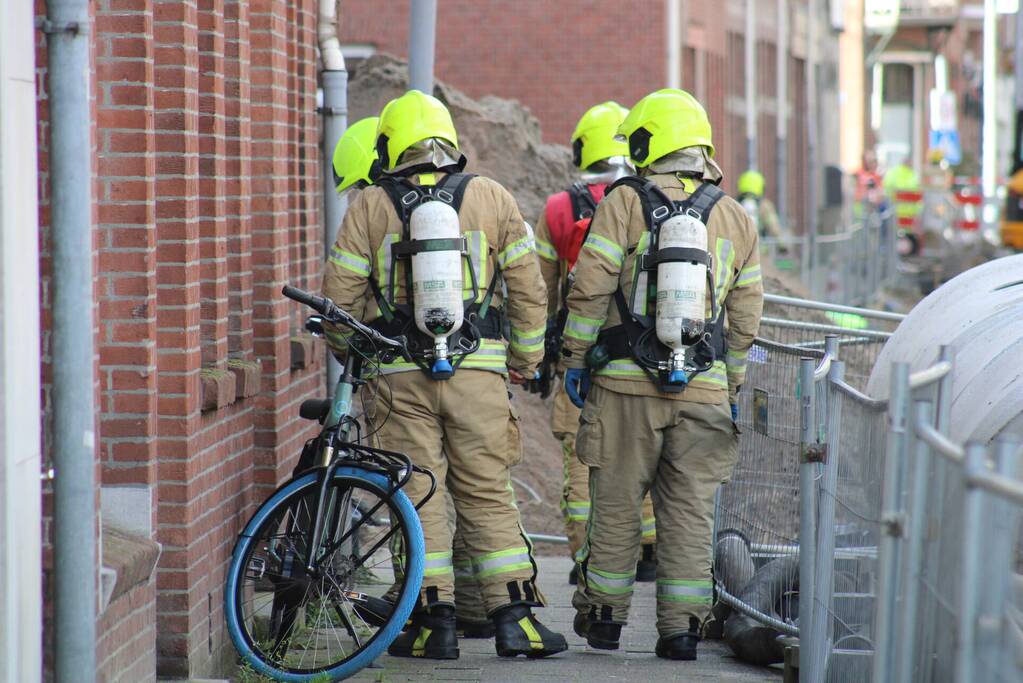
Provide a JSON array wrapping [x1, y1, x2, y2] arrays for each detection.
[[867, 254, 1023, 445]]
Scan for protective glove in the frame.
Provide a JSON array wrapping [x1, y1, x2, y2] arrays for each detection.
[[564, 368, 591, 409], [731, 403, 739, 422]]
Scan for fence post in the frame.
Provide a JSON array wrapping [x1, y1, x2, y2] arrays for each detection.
[[896, 399, 934, 683], [989, 438, 1021, 680], [873, 362, 910, 683], [957, 444, 986, 683], [798, 356, 819, 678], [811, 354, 843, 678]]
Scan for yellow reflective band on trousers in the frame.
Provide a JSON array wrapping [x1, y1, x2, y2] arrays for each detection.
[[562, 500, 590, 523], [423, 551, 454, 578], [510, 324, 545, 355], [377, 340, 509, 375], [641, 516, 656, 539], [587, 566, 636, 595], [535, 238, 558, 262], [565, 312, 604, 343], [518, 617, 545, 650], [655, 579, 713, 604], [473, 547, 533, 579], [329, 245, 371, 277], [583, 232, 625, 268]]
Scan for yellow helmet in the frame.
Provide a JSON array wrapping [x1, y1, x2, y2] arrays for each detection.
[[332, 117, 379, 193], [570, 101, 630, 170], [376, 90, 458, 171], [737, 170, 765, 197], [616, 88, 714, 167]]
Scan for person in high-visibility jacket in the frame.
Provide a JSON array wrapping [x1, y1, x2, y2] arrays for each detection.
[[736, 169, 783, 241], [883, 157, 922, 232], [323, 90, 567, 660], [561, 89, 763, 661], [529, 102, 659, 585]]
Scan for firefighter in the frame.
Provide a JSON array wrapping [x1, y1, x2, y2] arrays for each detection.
[[561, 88, 763, 661], [327, 115, 494, 639], [736, 169, 783, 241], [529, 101, 658, 584], [322, 90, 566, 660]]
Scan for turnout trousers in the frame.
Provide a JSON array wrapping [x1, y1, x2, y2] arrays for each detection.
[[571, 384, 738, 636], [374, 369, 543, 613], [552, 387, 657, 561]]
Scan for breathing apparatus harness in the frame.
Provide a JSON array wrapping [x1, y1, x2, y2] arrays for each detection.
[[370, 172, 502, 379], [586, 176, 728, 393]]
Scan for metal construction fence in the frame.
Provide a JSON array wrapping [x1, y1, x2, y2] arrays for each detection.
[[761, 203, 897, 307], [714, 301, 1023, 683]]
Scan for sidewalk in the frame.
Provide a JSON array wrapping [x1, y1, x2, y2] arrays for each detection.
[[348, 555, 781, 683]]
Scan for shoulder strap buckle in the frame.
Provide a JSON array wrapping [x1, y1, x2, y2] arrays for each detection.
[[435, 188, 455, 204], [400, 190, 420, 207], [651, 204, 672, 221]]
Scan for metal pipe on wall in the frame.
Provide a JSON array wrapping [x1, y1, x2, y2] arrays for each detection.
[[666, 0, 681, 89], [745, 0, 757, 170], [318, 0, 347, 389], [408, 0, 437, 93], [776, 0, 788, 226], [45, 0, 97, 679], [981, 0, 999, 234]]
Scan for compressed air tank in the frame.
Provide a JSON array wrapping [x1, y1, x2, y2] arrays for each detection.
[[409, 200, 464, 376], [656, 213, 709, 382]]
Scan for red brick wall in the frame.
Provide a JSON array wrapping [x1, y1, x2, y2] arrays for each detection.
[[36, 0, 325, 678]]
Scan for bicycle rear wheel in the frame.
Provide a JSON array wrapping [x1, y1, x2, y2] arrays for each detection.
[[225, 467, 424, 682]]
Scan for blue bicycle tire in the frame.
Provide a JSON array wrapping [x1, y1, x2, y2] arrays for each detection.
[[224, 467, 424, 681]]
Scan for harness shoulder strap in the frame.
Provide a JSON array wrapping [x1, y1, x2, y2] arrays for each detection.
[[434, 172, 476, 212], [567, 182, 598, 220], [680, 183, 726, 222]]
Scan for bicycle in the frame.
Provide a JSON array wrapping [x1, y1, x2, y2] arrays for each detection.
[[225, 285, 436, 682]]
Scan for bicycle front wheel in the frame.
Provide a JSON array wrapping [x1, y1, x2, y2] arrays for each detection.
[[225, 466, 424, 682]]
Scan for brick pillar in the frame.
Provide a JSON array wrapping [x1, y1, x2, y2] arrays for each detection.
[[152, 0, 202, 675]]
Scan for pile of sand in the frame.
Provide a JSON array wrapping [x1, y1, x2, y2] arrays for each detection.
[[347, 55, 576, 222]]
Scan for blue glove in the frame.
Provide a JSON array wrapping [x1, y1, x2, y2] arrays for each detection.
[[564, 368, 591, 409], [731, 403, 739, 421]]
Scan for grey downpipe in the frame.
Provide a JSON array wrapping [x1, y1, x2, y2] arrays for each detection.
[[319, 0, 346, 390], [45, 0, 97, 680], [408, 0, 437, 93], [775, 0, 788, 228], [723, 555, 801, 665]]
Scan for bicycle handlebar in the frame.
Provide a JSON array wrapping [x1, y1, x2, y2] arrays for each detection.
[[282, 285, 406, 352]]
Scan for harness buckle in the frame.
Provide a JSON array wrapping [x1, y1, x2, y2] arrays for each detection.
[[435, 189, 455, 203], [686, 207, 703, 220], [651, 205, 671, 221], [400, 190, 420, 206]]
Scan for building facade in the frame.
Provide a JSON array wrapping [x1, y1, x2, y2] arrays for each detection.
[[32, 0, 326, 678]]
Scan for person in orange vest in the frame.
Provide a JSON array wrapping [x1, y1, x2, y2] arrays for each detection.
[[528, 102, 659, 585]]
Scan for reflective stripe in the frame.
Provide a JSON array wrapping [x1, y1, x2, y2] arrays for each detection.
[[463, 231, 488, 302], [562, 501, 591, 523], [587, 567, 636, 595], [329, 245, 371, 276], [583, 233, 625, 268], [641, 517, 656, 538], [510, 325, 545, 354], [378, 340, 508, 375], [535, 238, 558, 262], [712, 238, 735, 311], [595, 360, 647, 378], [656, 579, 713, 604], [413, 627, 433, 655], [453, 559, 474, 580], [564, 312, 604, 343], [688, 362, 728, 389], [735, 263, 762, 288], [498, 235, 534, 269], [474, 547, 533, 579], [725, 348, 748, 374], [423, 551, 454, 578], [518, 617, 546, 650], [377, 233, 400, 295], [630, 233, 651, 316]]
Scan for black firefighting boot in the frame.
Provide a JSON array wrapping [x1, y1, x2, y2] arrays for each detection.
[[387, 604, 459, 660], [492, 604, 568, 658], [635, 544, 657, 582], [655, 617, 701, 661], [573, 609, 622, 650]]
